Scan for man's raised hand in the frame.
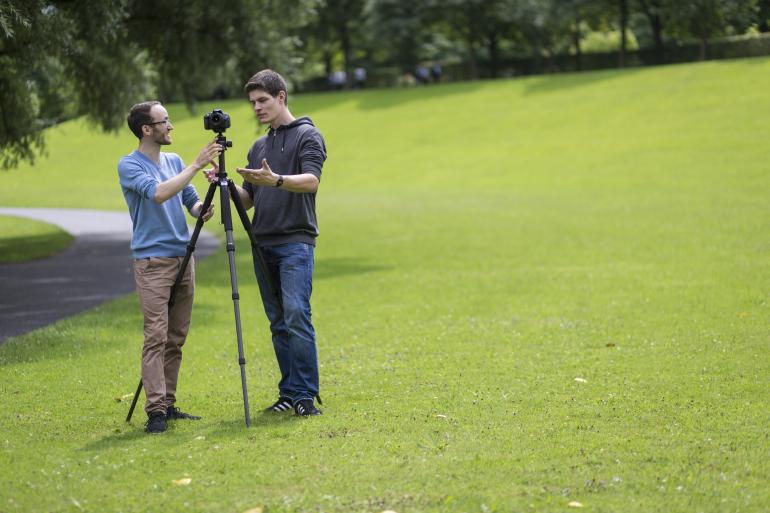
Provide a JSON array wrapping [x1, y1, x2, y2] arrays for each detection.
[[193, 139, 223, 170]]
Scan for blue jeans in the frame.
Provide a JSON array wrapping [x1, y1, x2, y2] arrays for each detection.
[[252, 243, 318, 402]]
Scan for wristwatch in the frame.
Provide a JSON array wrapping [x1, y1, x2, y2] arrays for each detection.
[[275, 175, 284, 187]]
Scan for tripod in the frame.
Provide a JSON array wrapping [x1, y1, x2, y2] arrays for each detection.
[[125, 130, 281, 427]]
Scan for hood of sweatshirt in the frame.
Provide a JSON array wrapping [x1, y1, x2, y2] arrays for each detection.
[[268, 117, 316, 153]]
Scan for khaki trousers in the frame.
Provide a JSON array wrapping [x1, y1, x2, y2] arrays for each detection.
[[133, 256, 195, 415]]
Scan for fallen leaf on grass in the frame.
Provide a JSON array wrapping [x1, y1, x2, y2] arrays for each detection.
[[568, 501, 584, 508], [434, 414, 447, 419], [605, 342, 616, 348], [574, 378, 587, 383], [242, 508, 263, 513], [114, 393, 135, 402], [172, 478, 192, 486]]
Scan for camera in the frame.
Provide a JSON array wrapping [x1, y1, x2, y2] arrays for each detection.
[[203, 109, 231, 133]]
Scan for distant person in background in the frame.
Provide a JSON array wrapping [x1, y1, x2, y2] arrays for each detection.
[[431, 63, 442, 83], [118, 101, 220, 434], [353, 67, 367, 89], [415, 65, 430, 85], [329, 70, 347, 90]]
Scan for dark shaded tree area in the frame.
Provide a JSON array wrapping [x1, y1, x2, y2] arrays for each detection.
[[0, 0, 320, 169], [1, 0, 766, 168]]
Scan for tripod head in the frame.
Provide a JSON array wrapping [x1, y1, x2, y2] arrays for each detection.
[[215, 132, 233, 181]]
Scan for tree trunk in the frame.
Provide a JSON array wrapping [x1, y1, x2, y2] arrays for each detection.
[[651, 15, 664, 64], [699, 38, 707, 61], [467, 37, 478, 80], [487, 33, 499, 78], [639, 0, 665, 64], [573, 26, 582, 71], [619, 0, 628, 68], [338, 22, 352, 88], [323, 50, 332, 78]]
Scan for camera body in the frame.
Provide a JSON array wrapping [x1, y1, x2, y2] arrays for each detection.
[[203, 109, 231, 133]]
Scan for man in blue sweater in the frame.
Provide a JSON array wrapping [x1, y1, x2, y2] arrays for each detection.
[[118, 101, 221, 434]]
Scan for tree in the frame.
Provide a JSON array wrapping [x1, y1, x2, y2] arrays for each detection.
[[1, 0, 148, 169], [0, 0, 319, 170], [563, 0, 608, 71], [618, 0, 629, 66], [759, 0, 770, 31], [521, 0, 598, 73], [305, 0, 365, 86], [427, 0, 525, 79], [363, 0, 433, 72], [667, 0, 758, 60], [636, 0, 666, 64]]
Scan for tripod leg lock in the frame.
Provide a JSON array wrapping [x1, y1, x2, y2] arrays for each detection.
[[187, 243, 196, 252], [226, 242, 235, 252], [239, 357, 246, 365], [232, 292, 239, 300]]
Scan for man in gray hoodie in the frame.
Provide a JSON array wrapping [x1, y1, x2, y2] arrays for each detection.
[[229, 69, 327, 416]]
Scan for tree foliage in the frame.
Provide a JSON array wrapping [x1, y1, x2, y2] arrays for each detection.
[[0, 0, 319, 170], [665, 0, 758, 58], [2, 0, 768, 169], [1, 0, 146, 168]]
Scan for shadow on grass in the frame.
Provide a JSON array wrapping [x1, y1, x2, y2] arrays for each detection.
[[0, 254, 385, 368], [204, 411, 305, 438], [81, 410, 308, 452], [315, 257, 390, 280], [0, 232, 74, 264], [298, 81, 486, 114], [81, 426, 150, 451], [195, 255, 389, 287], [522, 66, 642, 96], [0, 296, 141, 367]]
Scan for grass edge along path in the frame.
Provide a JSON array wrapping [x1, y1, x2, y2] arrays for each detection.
[[0, 215, 74, 263]]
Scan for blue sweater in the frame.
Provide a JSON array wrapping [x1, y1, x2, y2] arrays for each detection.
[[118, 150, 199, 259]]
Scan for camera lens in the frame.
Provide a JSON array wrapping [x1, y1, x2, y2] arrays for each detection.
[[203, 109, 230, 133]]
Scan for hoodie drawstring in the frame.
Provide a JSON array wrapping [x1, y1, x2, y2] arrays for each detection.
[[268, 128, 286, 153]]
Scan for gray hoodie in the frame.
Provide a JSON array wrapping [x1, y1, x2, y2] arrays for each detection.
[[242, 117, 327, 246]]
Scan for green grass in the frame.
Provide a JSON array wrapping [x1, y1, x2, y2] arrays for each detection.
[[1, 58, 770, 513], [0, 215, 74, 263]]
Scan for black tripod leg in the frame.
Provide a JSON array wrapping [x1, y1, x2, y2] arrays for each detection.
[[125, 180, 220, 423], [170, 180, 218, 308], [125, 378, 143, 422], [219, 180, 251, 427], [228, 180, 283, 313]]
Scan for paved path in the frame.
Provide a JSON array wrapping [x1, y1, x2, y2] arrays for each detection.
[[0, 208, 219, 343]]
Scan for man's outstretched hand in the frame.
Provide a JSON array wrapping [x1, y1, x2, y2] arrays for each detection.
[[236, 159, 279, 187]]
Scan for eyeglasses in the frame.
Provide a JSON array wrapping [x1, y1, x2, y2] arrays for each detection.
[[146, 119, 172, 127]]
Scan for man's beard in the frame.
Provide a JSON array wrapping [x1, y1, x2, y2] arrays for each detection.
[[154, 133, 171, 145]]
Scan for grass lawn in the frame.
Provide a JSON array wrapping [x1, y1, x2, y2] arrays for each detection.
[[0, 215, 74, 263], [1, 58, 769, 513]]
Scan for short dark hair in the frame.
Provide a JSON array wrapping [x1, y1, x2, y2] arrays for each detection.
[[127, 101, 161, 140], [244, 69, 288, 105]]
